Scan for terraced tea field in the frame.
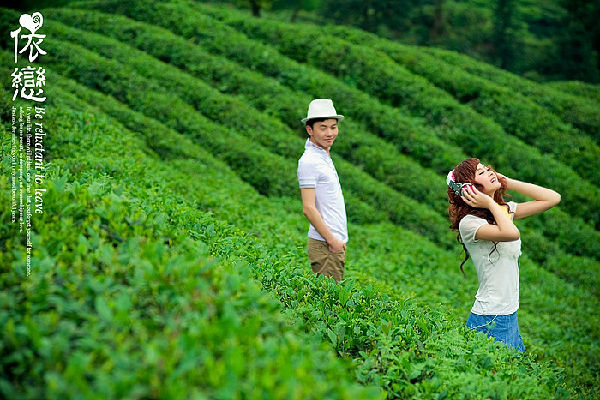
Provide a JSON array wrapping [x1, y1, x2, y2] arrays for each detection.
[[1, 1, 598, 398]]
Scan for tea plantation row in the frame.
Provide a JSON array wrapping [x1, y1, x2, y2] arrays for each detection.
[[19, 6, 599, 301], [72, 0, 600, 227], [6, 18, 598, 305], [1, 84, 572, 398], [18, 46, 599, 400], [1, 1, 598, 398], [41, 7, 600, 266], [192, 1, 600, 226]]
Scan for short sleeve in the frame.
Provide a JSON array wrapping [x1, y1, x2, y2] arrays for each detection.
[[459, 215, 488, 244], [507, 201, 518, 214], [297, 159, 318, 188]]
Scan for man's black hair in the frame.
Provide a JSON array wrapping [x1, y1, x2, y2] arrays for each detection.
[[306, 117, 338, 130]]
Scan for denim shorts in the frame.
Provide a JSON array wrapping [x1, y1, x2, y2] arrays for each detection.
[[466, 311, 525, 351]]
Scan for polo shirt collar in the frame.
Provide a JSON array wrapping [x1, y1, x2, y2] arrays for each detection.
[[305, 138, 330, 160]]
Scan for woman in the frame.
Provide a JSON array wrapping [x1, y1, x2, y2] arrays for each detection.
[[447, 158, 561, 351]]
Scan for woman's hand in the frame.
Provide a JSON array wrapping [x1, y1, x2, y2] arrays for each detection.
[[495, 170, 507, 180], [494, 170, 511, 189], [461, 185, 493, 209], [505, 178, 561, 219]]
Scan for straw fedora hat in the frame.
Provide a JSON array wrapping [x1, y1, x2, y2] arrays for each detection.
[[301, 99, 344, 124]]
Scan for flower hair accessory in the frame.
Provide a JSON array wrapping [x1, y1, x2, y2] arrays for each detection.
[[446, 170, 471, 196]]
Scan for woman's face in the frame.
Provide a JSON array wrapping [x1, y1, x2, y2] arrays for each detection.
[[473, 163, 501, 195]]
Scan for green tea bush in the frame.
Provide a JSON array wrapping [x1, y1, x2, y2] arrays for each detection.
[[61, 2, 468, 175], [1, 2, 598, 398], [47, 6, 600, 264], [420, 47, 600, 140], [192, 2, 600, 227], [320, 26, 600, 183], [42, 8, 445, 207], [544, 80, 600, 103], [348, 222, 600, 396], [42, 71, 596, 400], [0, 188, 382, 399], [66, 1, 600, 228], [39, 26, 600, 296], [0, 95, 565, 399], [0, 110, 386, 399], [9, 32, 455, 246], [2, 49, 298, 200]]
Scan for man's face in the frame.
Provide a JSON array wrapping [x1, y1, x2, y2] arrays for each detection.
[[306, 118, 339, 150]]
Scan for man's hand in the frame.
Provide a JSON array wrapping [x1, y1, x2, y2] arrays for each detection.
[[328, 237, 346, 253], [302, 188, 347, 252]]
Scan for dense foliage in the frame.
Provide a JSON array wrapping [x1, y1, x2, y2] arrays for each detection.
[[268, 0, 600, 83], [1, 1, 598, 399]]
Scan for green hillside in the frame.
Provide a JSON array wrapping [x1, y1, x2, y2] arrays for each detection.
[[1, 0, 598, 398]]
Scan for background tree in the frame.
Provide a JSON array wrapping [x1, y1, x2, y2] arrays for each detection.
[[321, 0, 420, 39], [429, 0, 445, 42], [555, 0, 600, 82], [491, 0, 523, 70], [242, 0, 274, 17]]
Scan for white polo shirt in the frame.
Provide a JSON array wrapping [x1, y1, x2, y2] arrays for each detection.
[[297, 139, 348, 243], [459, 201, 521, 315]]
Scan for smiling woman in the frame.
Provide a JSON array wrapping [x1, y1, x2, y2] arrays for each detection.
[[447, 158, 561, 351]]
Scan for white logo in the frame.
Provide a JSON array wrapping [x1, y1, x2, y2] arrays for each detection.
[[10, 12, 47, 63]]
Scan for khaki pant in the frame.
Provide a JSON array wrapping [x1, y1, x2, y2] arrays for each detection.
[[307, 238, 345, 283]]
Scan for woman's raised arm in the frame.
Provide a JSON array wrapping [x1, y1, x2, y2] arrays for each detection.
[[505, 177, 561, 219]]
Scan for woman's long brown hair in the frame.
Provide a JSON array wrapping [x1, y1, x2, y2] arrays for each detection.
[[447, 158, 509, 275]]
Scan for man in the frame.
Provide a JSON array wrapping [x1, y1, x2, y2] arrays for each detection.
[[297, 99, 347, 282]]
